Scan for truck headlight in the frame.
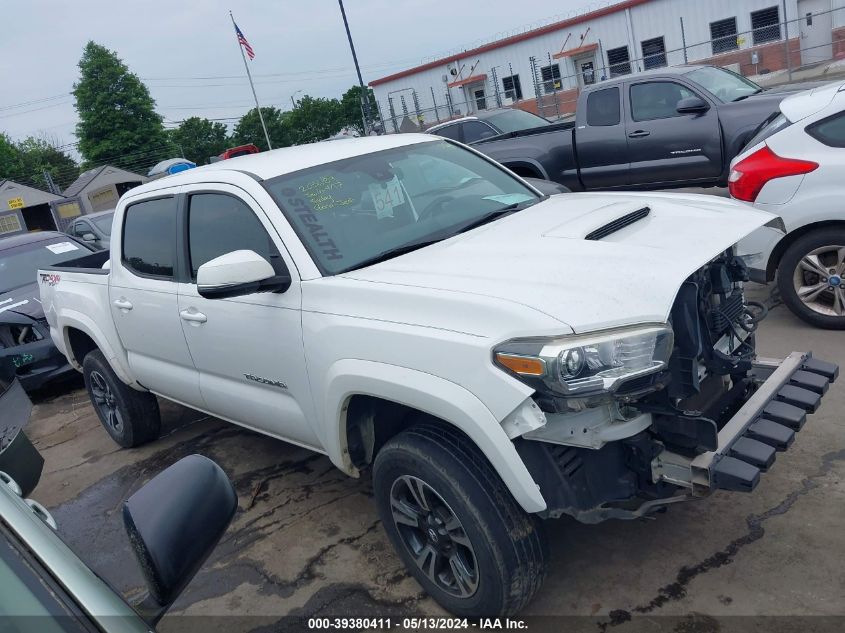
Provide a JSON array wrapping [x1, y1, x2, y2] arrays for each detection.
[[494, 325, 673, 396]]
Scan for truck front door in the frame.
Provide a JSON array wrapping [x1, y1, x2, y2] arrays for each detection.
[[175, 185, 321, 449], [625, 80, 723, 186], [109, 194, 203, 407]]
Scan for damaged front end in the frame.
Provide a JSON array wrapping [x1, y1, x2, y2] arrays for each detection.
[[0, 311, 72, 391], [501, 251, 838, 523]]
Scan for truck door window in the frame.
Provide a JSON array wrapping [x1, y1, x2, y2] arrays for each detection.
[[630, 82, 695, 122], [122, 197, 177, 278], [461, 121, 497, 143], [187, 193, 283, 279], [433, 124, 461, 141], [586, 87, 621, 126]]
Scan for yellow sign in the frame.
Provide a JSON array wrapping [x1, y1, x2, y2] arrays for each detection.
[[7, 197, 24, 209], [56, 201, 82, 219]]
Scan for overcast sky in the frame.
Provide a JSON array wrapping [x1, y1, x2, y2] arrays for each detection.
[[1, 0, 614, 149]]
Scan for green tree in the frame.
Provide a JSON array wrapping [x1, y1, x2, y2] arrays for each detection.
[[340, 85, 378, 135], [170, 117, 230, 165], [286, 96, 344, 144], [0, 133, 23, 179], [231, 107, 292, 151], [15, 137, 78, 190], [73, 41, 170, 170]]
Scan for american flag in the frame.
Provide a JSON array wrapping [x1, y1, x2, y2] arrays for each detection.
[[234, 22, 255, 60]]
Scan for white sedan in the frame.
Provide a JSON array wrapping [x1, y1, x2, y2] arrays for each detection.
[[731, 81, 845, 329]]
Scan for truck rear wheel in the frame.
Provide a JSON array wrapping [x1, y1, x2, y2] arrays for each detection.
[[373, 423, 547, 617], [777, 228, 845, 330], [82, 350, 161, 448]]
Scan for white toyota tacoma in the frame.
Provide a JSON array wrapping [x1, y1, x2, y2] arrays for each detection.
[[38, 135, 837, 617]]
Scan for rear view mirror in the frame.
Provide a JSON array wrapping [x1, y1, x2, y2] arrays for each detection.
[[196, 249, 291, 299], [676, 96, 709, 114], [123, 454, 237, 624]]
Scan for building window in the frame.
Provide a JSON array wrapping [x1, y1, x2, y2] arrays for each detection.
[[607, 46, 632, 77], [540, 64, 562, 93], [641, 37, 667, 70], [751, 6, 781, 45], [710, 17, 739, 54], [502, 74, 523, 101]]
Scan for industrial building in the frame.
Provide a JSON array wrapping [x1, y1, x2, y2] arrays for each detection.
[[370, 0, 845, 129]]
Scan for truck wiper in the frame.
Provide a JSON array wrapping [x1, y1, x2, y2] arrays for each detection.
[[346, 238, 443, 271], [732, 88, 764, 102]]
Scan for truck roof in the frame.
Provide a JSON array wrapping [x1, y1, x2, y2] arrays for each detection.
[[127, 134, 440, 195], [581, 64, 710, 92]]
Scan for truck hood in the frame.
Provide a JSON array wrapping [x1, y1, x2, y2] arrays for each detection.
[[0, 283, 44, 322], [342, 192, 775, 333]]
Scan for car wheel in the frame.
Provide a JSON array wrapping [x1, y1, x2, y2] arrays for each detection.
[[777, 228, 845, 330], [373, 423, 548, 617], [82, 350, 161, 448]]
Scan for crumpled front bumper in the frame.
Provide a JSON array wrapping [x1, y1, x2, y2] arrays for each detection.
[[653, 351, 838, 495]]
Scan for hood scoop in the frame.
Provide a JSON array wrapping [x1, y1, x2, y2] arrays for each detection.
[[584, 206, 650, 241]]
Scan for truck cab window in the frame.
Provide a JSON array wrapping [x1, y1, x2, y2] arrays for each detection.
[[461, 121, 497, 143], [187, 193, 282, 279], [122, 197, 177, 278], [433, 124, 461, 141], [630, 82, 695, 122], [586, 87, 621, 126]]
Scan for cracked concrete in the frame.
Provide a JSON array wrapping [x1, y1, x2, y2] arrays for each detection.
[[23, 285, 845, 630]]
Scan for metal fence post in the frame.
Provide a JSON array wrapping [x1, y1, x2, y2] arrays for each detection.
[[680, 17, 688, 64], [400, 94, 409, 119], [430, 86, 441, 122], [490, 66, 502, 108], [529, 56, 543, 116], [375, 101, 387, 135], [411, 90, 422, 128], [547, 52, 560, 119], [387, 96, 398, 133], [782, 0, 793, 82], [445, 88, 454, 117]]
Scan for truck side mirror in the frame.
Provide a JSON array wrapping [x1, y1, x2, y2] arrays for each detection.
[[81, 233, 97, 242], [123, 455, 237, 625], [196, 250, 291, 299], [676, 96, 709, 115]]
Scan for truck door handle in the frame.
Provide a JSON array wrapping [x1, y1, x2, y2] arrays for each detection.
[[113, 298, 133, 311], [628, 130, 650, 138], [180, 309, 207, 324]]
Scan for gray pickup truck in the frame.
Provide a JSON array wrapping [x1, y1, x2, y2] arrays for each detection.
[[430, 65, 816, 191]]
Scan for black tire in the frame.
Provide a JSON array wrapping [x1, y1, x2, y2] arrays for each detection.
[[777, 228, 845, 330], [373, 423, 548, 617], [82, 350, 161, 448]]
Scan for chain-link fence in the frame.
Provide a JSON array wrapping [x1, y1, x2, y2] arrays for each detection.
[[377, 4, 845, 131]]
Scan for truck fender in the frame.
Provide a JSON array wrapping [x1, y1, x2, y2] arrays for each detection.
[[323, 359, 547, 514], [57, 310, 134, 386], [501, 159, 549, 180]]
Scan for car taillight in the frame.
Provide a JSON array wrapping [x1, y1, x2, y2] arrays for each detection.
[[728, 145, 818, 203]]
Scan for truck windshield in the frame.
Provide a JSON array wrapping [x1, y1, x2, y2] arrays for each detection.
[[684, 67, 762, 103], [263, 140, 541, 275], [0, 238, 86, 293], [484, 109, 551, 133]]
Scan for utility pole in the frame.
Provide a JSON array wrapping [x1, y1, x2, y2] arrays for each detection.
[[337, 0, 371, 135]]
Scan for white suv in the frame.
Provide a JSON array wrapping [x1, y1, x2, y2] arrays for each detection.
[[731, 81, 845, 328]]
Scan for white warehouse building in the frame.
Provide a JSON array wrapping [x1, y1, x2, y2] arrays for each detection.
[[369, 0, 845, 131]]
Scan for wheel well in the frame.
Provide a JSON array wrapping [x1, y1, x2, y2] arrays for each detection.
[[505, 163, 542, 179], [66, 328, 98, 367], [344, 394, 467, 470], [766, 220, 845, 281]]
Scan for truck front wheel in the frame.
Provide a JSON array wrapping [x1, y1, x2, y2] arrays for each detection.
[[373, 423, 548, 617], [82, 350, 161, 448]]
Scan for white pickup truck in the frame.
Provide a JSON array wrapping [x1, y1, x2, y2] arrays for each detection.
[[39, 135, 837, 617]]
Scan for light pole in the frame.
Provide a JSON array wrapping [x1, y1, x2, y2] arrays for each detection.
[[337, 0, 371, 135], [290, 89, 303, 109]]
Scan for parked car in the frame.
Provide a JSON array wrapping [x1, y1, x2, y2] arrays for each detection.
[[437, 65, 820, 192], [732, 81, 845, 330], [0, 232, 99, 390], [65, 210, 114, 251], [427, 108, 554, 144], [39, 135, 837, 617], [1, 450, 236, 630]]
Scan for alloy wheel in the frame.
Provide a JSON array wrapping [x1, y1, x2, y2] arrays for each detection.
[[792, 245, 845, 317], [389, 475, 479, 598], [89, 370, 124, 433]]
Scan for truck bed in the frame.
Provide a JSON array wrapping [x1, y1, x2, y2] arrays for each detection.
[[472, 120, 575, 145]]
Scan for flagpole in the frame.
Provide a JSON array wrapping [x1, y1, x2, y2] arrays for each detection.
[[230, 11, 272, 150]]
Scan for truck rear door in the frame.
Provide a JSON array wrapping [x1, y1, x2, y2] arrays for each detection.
[[574, 85, 631, 189], [624, 79, 723, 186]]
